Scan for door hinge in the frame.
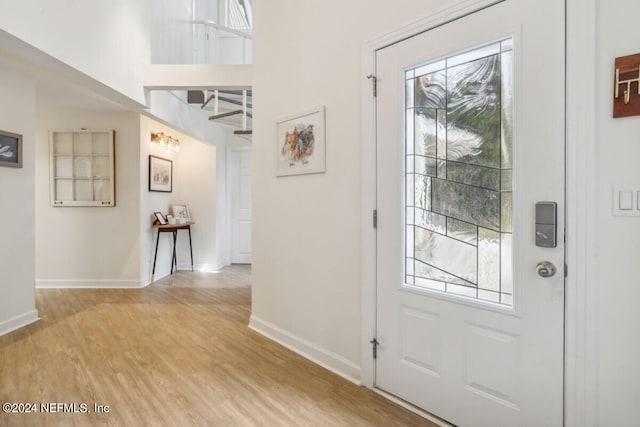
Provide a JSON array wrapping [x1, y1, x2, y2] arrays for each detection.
[[370, 338, 379, 359], [564, 263, 568, 278], [367, 74, 377, 97], [373, 209, 378, 229]]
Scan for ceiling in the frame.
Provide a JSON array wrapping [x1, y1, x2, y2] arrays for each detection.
[[1, 31, 135, 113]]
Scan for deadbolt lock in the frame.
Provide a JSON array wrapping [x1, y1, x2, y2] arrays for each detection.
[[535, 202, 557, 248]]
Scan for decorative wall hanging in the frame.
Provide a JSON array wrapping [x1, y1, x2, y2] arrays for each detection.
[[0, 129, 22, 168], [149, 155, 173, 192], [613, 53, 640, 118], [49, 129, 115, 206], [276, 106, 326, 176]]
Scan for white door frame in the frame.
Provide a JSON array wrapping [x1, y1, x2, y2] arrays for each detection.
[[360, 0, 598, 425], [564, 0, 598, 425]]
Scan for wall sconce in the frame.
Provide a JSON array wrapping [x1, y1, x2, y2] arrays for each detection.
[[151, 132, 181, 152]]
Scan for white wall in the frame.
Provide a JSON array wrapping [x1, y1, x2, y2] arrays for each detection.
[[140, 116, 176, 282], [174, 132, 218, 271], [139, 115, 220, 282], [252, 1, 640, 424], [35, 110, 221, 286], [35, 108, 143, 287], [151, 0, 194, 64], [251, 0, 444, 380], [594, 1, 640, 424], [0, 0, 151, 105], [0, 62, 38, 335]]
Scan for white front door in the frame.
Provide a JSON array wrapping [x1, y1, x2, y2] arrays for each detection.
[[229, 147, 252, 264], [375, 1, 565, 426]]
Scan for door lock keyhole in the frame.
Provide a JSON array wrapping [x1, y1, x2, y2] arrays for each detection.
[[536, 261, 556, 278]]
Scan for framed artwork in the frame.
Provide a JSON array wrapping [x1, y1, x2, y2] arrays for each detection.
[[149, 155, 172, 192], [154, 211, 167, 225], [276, 106, 326, 176], [0, 129, 22, 168], [171, 204, 191, 221]]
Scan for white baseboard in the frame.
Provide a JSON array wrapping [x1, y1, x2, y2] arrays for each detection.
[[183, 263, 226, 272], [172, 263, 232, 273], [36, 279, 147, 289], [249, 315, 361, 385], [214, 263, 228, 271], [0, 310, 39, 336]]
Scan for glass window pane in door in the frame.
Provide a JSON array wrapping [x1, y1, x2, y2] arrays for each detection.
[[404, 39, 514, 307]]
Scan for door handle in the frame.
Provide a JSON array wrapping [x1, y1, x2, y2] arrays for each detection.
[[536, 261, 556, 278]]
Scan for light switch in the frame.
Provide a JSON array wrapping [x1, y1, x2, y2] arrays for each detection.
[[619, 191, 633, 210], [613, 186, 640, 217]]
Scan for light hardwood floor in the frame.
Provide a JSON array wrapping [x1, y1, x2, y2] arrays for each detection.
[[0, 266, 437, 427]]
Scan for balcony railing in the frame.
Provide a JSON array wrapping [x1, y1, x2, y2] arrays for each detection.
[[192, 20, 252, 65]]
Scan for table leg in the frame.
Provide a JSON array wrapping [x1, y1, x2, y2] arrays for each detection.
[[170, 230, 178, 285], [188, 226, 194, 272], [150, 229, 161, 284], [173, 230, 178, 269]]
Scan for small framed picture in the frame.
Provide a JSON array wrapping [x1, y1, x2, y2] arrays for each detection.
[[276, 106, 326, 177], [149, 155, 172, 192], [154, 211, 167, 225], [0, 129, 23, 168], [171, 204, 191, 221]]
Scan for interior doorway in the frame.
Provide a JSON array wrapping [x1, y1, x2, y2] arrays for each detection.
[[227, 145, 252, 264]]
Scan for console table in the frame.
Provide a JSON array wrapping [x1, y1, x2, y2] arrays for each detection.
[[151, 222, 194, 284]]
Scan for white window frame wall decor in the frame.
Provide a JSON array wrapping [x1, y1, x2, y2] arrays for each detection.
[[49, 129, 115, 207]]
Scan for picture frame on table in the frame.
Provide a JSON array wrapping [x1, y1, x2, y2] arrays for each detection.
[[171, 204, 191, 222], [153, 211, 167, 225]]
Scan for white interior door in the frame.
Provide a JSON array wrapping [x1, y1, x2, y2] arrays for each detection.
[[230, 147, 252, 264], [375, 2, 565, 426]]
